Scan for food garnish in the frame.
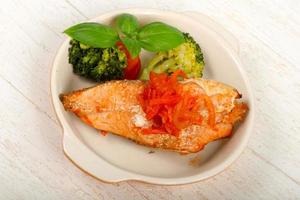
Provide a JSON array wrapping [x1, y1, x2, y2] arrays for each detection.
[[64, 13, 184, 58], [116, 41, 141, 80], [68, 40, 127, 82], [138, 70, 214, 136], [139, 33, 205, 80], [64, 13, 188, 82]]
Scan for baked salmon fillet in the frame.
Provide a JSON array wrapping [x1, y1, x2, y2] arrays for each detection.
[[60, 79, 248, 153]]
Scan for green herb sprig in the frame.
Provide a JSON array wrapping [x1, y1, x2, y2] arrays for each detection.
[[64, 13, 184, 58]]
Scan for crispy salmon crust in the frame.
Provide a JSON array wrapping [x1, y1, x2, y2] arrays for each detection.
[[61, 79, 248, 153]]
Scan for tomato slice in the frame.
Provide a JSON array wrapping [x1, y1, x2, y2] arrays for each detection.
[[124, 57, 141, 80], [99, 130, 108, 136], [116, 41, 141, 80]]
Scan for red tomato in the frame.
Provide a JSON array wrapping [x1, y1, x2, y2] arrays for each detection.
[[116, 41, 141, 80]]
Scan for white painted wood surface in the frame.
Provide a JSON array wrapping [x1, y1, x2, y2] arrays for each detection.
[[1, 0, 299, 199]]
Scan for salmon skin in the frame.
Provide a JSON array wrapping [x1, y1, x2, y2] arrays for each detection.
[[60, 79, 248, 154]]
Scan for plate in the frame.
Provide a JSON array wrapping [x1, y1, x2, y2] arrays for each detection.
[[51, 9, 254, 185]]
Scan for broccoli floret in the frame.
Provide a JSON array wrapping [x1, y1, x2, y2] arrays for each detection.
[[68, 40, 127, 82], [139, 33, 205, 80]]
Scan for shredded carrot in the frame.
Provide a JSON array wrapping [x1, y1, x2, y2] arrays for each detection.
[[99, 130, 108, 136], [138, 70, 215, 136]]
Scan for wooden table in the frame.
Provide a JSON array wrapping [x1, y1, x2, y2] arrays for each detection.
[[1, 0, 299, 199]]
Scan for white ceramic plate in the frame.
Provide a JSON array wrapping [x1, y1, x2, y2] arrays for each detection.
[[51, 9, 254, 185]]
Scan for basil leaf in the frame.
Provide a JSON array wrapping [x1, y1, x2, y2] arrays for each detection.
[[121, 37, 141, 58], [115, 13, 139, 36], [137, 22, 184, 52], [64, 22, 119, 48]]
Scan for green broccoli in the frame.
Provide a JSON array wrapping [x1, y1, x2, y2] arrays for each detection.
[[139, 33, 205, 80], [68, 39, 127, 82]]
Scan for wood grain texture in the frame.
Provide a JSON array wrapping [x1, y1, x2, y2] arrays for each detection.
[[0, 0, 299, 199]]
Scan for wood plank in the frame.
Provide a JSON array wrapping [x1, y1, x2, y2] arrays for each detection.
[[0, 77, 147, 200], [198, 6, 300, 182], [0, 0, 86, 121], [129, 148, 300, 200], [67, 0, 217, 19], [1, 0, 300, 198], [208, 0, 300, 67]]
